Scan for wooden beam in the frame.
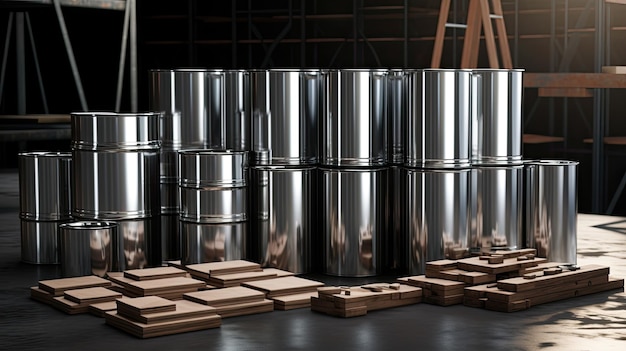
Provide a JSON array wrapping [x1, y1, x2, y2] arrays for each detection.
[[524, 73, 626, 88], [538, 87, 593, 97]]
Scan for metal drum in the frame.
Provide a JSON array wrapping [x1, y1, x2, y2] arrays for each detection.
[[525, 160, 578, 264], [18, 151, 72, 264], [251, 69, 320, 165], [387, 165, 406, 274], [388, 69, 405, 165], [149, 68, 249, 150], [321, 69, 388, 167], [470, 165, 523, 252], [321, 167, 387, 277], [58, 221, 116, 277], [404, 167, 471, 275], [114, 217, 156, 271], [71, 112, 160, 219], [471, 69, 524, 165], [178, 149, 248, 223], [405, 69, 471, 168], [250, 166, 314, 274], [181, 222, 247, 264]]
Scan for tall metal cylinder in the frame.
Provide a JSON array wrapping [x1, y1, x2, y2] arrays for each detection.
[[321, 167, 386, 277], [388, 69, 405, 165], [405, 69, 471, 168], [471, 69, 524, 165], [18, 151, 72, 264], [178, 149, 248, 264], [251, 69, 320, 165], [58, 221, 116, 278], [525, 160, 578, 264], [71, 112, 160, 269], [321, 69, 388, 167], [250, 166, 314, 274], [404, 167, 470, 275], [470, 165, 523, 252]]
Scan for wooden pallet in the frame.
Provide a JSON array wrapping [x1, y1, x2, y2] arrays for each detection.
[[311, 283, 423, 318]]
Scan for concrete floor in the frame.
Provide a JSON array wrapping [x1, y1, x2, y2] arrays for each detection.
[[1, 167, 625, 351]]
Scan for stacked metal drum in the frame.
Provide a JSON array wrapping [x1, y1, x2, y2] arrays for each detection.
[[18, 151, 72, 264], [71, 112, 161, 271], [148, 69, 249, 263], [249, 69, 319, 274], [321, 69, 388, 277], [403, 69, 472, 275], [469, 69, 525, 255]]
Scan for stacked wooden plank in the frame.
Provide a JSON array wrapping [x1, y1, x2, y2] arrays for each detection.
[[106, 267, 206, 300], [242, 276, 325, 310], [310, 283, 423, 318], [104, 296, 221, 338], [51, 287, 123, 314], [398, 276, 466, 306], [30, 276, 113, 306], [184, 260, 263, 281], [183, 286, 274, 318], [464, 264, 624, 312]]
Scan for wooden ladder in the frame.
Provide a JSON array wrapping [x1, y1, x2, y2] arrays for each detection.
[[431, 0, 512, 69]]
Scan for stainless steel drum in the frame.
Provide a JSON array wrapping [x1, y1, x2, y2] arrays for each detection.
[[18, 151, 72, 264], [149, 68, 249, 150], [113, 217, 155, 271], [525, 160, 578, 264], [404, 167, 471, 275], [178, 149, 248, 223], [388, 69, 405, 165], [321, 167, 387, 277], [58, 221, 116, 277], [250, 166, 314, 274], [470, 164, 523, 252], [321, 69, 388, 166], [471, 69, 524, 165], [251, 69, 320, 165], [387, 165, 406, 274], [71, 112, 160, 219], [181, 222, 247, 264], [405, 69, 471, 168]]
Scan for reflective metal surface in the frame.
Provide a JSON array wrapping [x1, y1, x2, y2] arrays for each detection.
[[387, 166, 407, 273], [321, 69, 388, 166], [388, 69, 405, 165], [250, 166, 314, 274], [20, 219, 69, 264], [160, 181, 179, 214], [161, 214, 181, 261], [251, 69, 320, 165], [405, 69, 471, 168], [160, 149, 179, 184], [181, 222, 247, 264], [178, 149, 248, 188], [321, 167, 386, 277], [18, 151, 72, 221], [470, 165, 523, 252], [58, 221, 116, 277], [179, 187, 247, 223], [112, 217, 156, 271], [71, 112, 160, 151], [404, 167, 471, 275], [471, 69, 524, 164], [149, 69, 250, 150], [72, 150, 160, 219], [526, 160, 579, 264]]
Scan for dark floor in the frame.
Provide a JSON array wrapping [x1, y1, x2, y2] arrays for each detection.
[[1, 168, 625, 351]]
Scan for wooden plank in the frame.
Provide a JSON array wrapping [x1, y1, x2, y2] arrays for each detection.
[[208, 270, 278, 288], [262, 268, 296, 277], [89, 297, 131, 318], [112, 276, 206, 296], [63, 287, 122, 304], [30, 286, 54, 304], [430, 0, 451, 68], [523, 73, 626, 89], [38, 276, 111, 296], [184, 260, 262, 280], [51, 296, 91, 314], [0, 114, 70, 124], [116, 296, 177, 318], [183, 286, 266, 307], [491, 249, 537, 259], [425, 259, 458, 272], [128, 300, 217, 325], [602, 66, 626, 74], [242, 276, 325, 298], [457, 256, 547, 275], [496, 265, 610, 292], [538, 87, 593, 97], [486, 275, 609, 303], [311, 297, 368, 318], [272, 292, 318, 310], [123, 267, 187, 281], [522, 134, 565, 144], [213, 299, 274, 318], [401, 275, 466, 295], [105, 311, 221, 338], [424, 293, 465, 306]]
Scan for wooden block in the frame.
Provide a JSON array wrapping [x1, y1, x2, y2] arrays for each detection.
[[113, 276, 206, 297], [116, 296, 177, 319], [401, 275, 465, 295], [242, 276, 325, 298], [488, 255, 504, 264], [262, 268, 296, 277], [208, 270, 278, 288], [317, 287, 342, 295], [128, 300, 217, 324], [63, 287, 122, 304], [183, 286, 266, 307], [104, 311, 221, 338], [30, 286, 54, 304], [124, 267, 187, 281], [496, 265, 610, 292], [184, 260, 262, 280], [38, 276, 112, 296], [425, 259, 458, 272], [272, 291, 318, 310], [602, 66, 626, 74], [458, 271, 497, 285], [543, 267, 563, 276], [311, 297, 368, 318]]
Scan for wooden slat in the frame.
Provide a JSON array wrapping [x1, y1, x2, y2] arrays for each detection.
[[116, 296, 177, 318], [126, 300, 217, 325], [63, 287, 122, 304], [602, 66, 626, 74], [123, 267, 187, 281], [524, 73, 626, 89], [104, 311, 221, 338], [522, 134, 565, 144], [183, 286, 266, 307], [538, 87, 593, 97], [431, 0, 451, 68], [496, 265, 610, 292], [38, 276, 112, 296], [242, 276, 325, 298]]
